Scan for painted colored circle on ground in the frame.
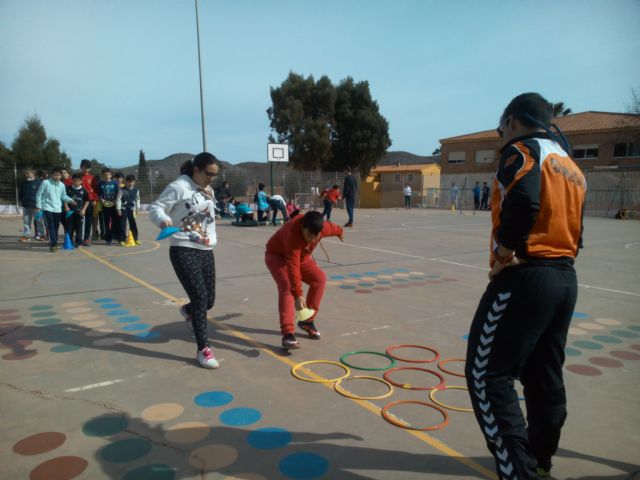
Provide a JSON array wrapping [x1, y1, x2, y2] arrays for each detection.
[[61, 301, 87, 308], [92, 337, 123, 346], [342, 278, 359, 284], [122, 464, 175, 480], [594, 318, 622, 326], [391, 284, 411, 289], [374, 287, 392, 291], [82, 415, 128, 437], [101, 438, 152, 463], [360, 276, 377, 282], [3, 350, 38, 361], [357, 282, 375, 287], [576, 322, 605, 331], [339, 285, 356, 290], [364, 271, 379, 275], [51, 344, 82, 353], [380, 268, 396, 273], [164, 421, 211, 444], [592, 335, 623, 344], [628, 325, 640, 332], [189, 444, 238, 470], [142, 403, 184, 422], [631, 344, 640, 352], [0, 314, 21, 321], [462, 334, 469, 341], [611, 329, 640, 338], [117, 316, 142, 323], [393, 278, 409, 282], [377, 274, 394, 280], [29, 305, 53, 311], [329, 275, 345, 280], [35, 318, 62, 325], [354, 289, 372, 294], [220, 407, 262, 426], [610, 350, 640, 360], [409, 271, 425, 276], [279, 452, 329, 480], [347, 273, 362, 278], [65, 307, 92, 314], [565, 364, 602, 376], [71, 313, 99, 321], [31, 311, 57, 318], [106, 309, 130, 316], [589, 357, 623, 368], [99, 303, 123, 309], [572, 340, 603, 349], [572, 312, 589, 319], [247, 427, 292, 450], [564, 347, 582, 356], [77, 320, 106, 329], [224, 474, 267, 480], [393, 273, 410, 278], [326, 281, 341, 287], [29, 456, 88, 480], [122, 323, 151, 331], [94, 298, 115, 303], [194, 391, 234, 408], [13, 431, 66, 455], [376, 280, 392, 285], [136, 331, 161, 340]]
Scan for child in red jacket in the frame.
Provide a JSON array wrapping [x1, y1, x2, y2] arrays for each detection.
[[265, 211, 343, 349]]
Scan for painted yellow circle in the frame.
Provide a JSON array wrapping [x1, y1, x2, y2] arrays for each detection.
[[568, 327, 587, 336], [66, 307, 92, 314], [360, 276, 377, 282], [61, 301, 87, 308], [189, 444, 238, 470], [409, 271, 425, 276], [142, 403, 184, 422], [77, 320, 106, 329], [291, 360, 351, 383], [72, 313, 99, 321], [224, 475, 267, 480], [393, 273, 410, 278], [429, 386, 473, 412], [594, 318, 622, 326], [577, 322, 605, 331], [342, 278, 359, 285], [378, 275, 394, 280], [327, 281, 342, 287], [164, 421, 210, 444]]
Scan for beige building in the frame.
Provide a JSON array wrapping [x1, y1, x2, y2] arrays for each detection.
[[360, 164, 440, 208]]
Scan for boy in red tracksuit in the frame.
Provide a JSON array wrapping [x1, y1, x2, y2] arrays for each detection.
[[265, 211, 343, 349], [321, 185, 341, 220]]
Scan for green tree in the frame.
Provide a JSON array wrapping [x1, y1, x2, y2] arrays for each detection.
[[267, 72, 336, 171], [10, 115, 71, 169], [551, 102, 572, 117], [138, 149, 148, 187], [328, 77, 391, 175], [0, 141, 14, 168]]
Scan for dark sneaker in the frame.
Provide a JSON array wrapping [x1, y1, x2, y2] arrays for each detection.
[[297, 320, 321, 339], [344, 223, 353, 227], [282, 333, 300, 349]]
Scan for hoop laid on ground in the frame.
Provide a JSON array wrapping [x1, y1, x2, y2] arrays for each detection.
[[291, 360, 350, 383], [383, 367, 445, 391], [429, 386, 473, 412], [339, 351, 397, 371], [438, 358, 466, 377], [381, 400, 449, 431], [334, 375, 394, 400], [385, 345, 440, 363]]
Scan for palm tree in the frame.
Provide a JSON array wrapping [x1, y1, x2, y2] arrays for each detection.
[[551, 102, 572, 117]]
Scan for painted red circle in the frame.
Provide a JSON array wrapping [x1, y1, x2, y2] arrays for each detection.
[[631, 344, 640, 352], [3, 350, 38, 361], [374, 287, 391, 291], [29, 456, 88, 480], [565, 364, 602, 376], [0, 315, 21, 322], [391, 284, 410, 289], [0, 309, 18, 315], [13, 432, 66, 455], [610, 350, 640, 360], [354, 289, 372, 294], [588, 357, 623, 368]]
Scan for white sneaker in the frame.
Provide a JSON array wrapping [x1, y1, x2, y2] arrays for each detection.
[[197, 347, 219, 369]]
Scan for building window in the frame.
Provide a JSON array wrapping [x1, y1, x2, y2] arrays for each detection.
[[475, 150, 495, 164], [448, 151, 465, 164], [573, 144, 599, 159], [394, 174, 401, 183], [407, 174, 414, 182], [613, 142, 640, 158]]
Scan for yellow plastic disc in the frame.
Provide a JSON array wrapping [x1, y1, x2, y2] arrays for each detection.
[[334, 375, 394, 400], [291, 360, 351, 383], [429, 386, 473, 413]]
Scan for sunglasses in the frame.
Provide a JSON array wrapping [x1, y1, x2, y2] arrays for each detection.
[[203, 171, 218, 178]]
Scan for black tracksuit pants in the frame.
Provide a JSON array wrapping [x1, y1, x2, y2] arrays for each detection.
[[465, 263, 577, 479]]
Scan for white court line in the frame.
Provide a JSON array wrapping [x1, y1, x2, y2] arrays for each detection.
[[64, 373, 147, 392], [430, 258, 485, 270], [624, 242, 640, 249], [578, 284, 640, 297]]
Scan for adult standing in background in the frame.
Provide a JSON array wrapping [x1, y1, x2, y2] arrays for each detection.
[[481, 181, 491, 210], [403, 184, 412, 209], [465, 92, 586, 479], [472, 181, 481, 213], [449, 182, 459, 210], [343, 168, 357, 227]]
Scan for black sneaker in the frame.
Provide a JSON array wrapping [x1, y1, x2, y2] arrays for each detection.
[[297, 320, 321, 339], [282, 333, 300, 349]]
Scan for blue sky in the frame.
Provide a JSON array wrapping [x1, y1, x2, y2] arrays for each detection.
[[1, 0, 639, 168]]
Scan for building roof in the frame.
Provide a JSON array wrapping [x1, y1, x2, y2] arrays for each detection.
[[370, 163, 440, 174], [440, 111, 640, 144]]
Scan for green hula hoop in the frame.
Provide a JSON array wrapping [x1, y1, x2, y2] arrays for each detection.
[[340, 351, 397, 371]]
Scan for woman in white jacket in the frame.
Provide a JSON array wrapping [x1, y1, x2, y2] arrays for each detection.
[[149, 152, 220, 369]]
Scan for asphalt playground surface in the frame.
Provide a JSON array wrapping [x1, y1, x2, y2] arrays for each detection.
[[1, 208, 639, 480]]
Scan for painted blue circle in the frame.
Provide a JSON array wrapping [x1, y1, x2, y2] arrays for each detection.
[[572, 312, 589, 319], [565, 347, 582, 356], [99, 303, 123, 309], [219, 407, 262, 426], [358, 283, 375, 287], [194, 391, 233, 408], [122, 323, 150, 331], [628, 325, 640, 332], [247, 427, 292, 450], [329, 275, 345, 280], [279, 452, 329, 479], [117, 316, 141, 323], [393, 278, 409, 283], [462, 334, 469, 341], [94, 298, 116, 303], [136, 331, 161, 340], [347, 273, 362, 278], [396, 268, 410, 272], [106, 310, 130, 316]]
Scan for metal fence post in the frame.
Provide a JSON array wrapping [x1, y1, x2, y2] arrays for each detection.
[[13, 162, 19, 211]]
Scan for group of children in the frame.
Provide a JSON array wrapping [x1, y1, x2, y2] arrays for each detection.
[[18, 159, 141, 252]]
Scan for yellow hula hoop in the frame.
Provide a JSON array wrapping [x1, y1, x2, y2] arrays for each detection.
[[334, 375, 394, 400], [429, 386, 473, 413], [437, 358, 466, 378], [291, 360, 351, 383]]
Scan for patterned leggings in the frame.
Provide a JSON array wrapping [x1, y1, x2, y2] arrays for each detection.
[[169, 246, 216, 350]]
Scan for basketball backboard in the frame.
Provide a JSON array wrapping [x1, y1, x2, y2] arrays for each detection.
[[267, 143, 289, 163]]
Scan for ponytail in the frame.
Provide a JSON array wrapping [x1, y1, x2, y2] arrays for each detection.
[[180, 152, 219, 177]]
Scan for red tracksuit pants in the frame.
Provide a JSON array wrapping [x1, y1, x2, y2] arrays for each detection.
[[265, 252, 326, 335]]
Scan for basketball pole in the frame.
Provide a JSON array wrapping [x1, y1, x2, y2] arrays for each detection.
[[194, 0, 207, 152]]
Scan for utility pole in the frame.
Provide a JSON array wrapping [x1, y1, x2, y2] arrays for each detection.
[[195, 0, 207, 152]]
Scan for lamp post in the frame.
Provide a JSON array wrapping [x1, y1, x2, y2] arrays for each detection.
[[194, 0, 207, 152]]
